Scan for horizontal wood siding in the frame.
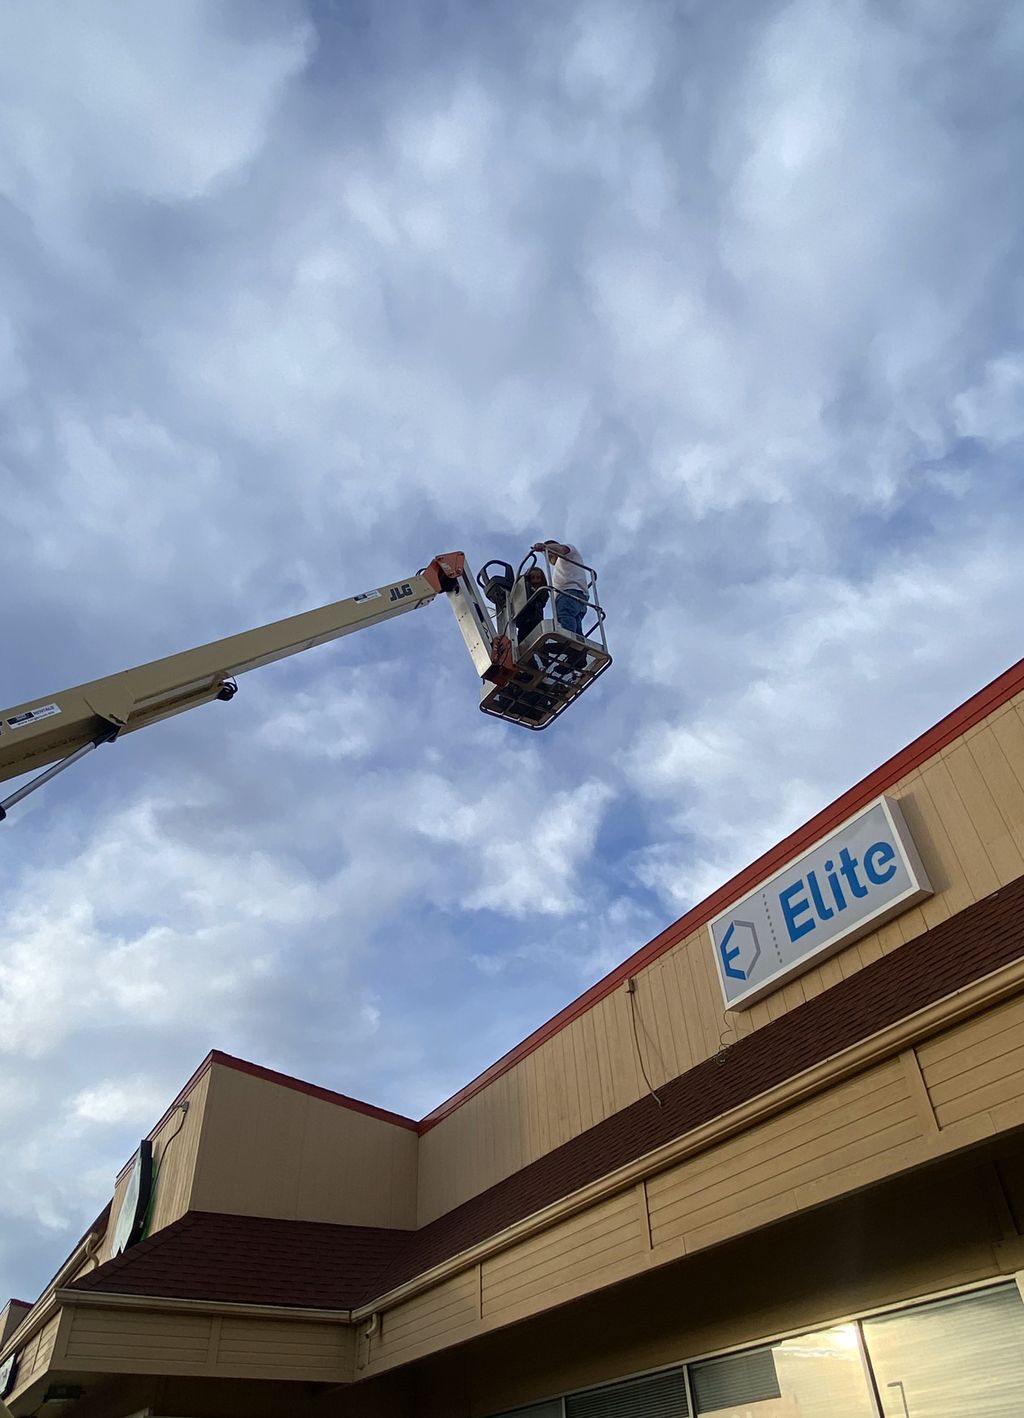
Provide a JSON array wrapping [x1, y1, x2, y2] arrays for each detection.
[[63, 1307, 211, 1366], [416, 698, 1024, 1226], [11, 1313, 59, 1393], [918, 993, 1024, 1129], [59, 1306, 354, 1383], [481, 1190, 642, 1324], [375, 1271, 479, 1367], [646, 1062, 919, 1253], [216, 1315, 352, 1378], [374, 1048, 1009, 1374]]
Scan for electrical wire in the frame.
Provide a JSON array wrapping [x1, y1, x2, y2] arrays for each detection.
[[626, 981, 663, 1108], [140, 1102, 189, 1239]]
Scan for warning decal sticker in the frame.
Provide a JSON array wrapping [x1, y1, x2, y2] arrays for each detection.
[[7, 702, 62, 730]]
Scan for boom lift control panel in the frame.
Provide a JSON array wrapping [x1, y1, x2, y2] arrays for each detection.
[[0, 550, 610, 820]]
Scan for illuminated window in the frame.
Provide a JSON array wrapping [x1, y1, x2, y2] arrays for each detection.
[[485, 1284, 1024, 1418], [862, 1285, 1024, 1417], [691, 1326, 874, 1418]]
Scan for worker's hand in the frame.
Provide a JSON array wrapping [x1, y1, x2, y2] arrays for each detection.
[[531, 542, 546, 552]]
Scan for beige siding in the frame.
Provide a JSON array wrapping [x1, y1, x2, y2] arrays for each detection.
[[148, 1066, 211, 1234], [216, 1315, 353, 1379], [918, 993, 1024, 1129], [481, 1190, 643, 1324], [416, 699, 1024, 1226], [63, 1307, 211, 1367], [646, 1061, 919, 1252], [60, 1306, 354, 1383], [373, 1039, 1020, 1376], [190, 1062, 418, 1228], [374, 1271, 479, 1368], [11, 1313, 59, 1394]]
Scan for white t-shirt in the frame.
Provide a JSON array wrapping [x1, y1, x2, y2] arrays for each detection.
[[549, 542, 588, 596]]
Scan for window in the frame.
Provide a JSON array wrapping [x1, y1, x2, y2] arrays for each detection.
[[566, 1367, 689, 1417], [491, 1404, 563, 1418], [485, 1283, 1024, 1418], [862, 1284, 1024, 1417], [691, 1326, 875, 1418]]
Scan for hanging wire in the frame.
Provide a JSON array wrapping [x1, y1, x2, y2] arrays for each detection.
[[139, 1102, 190, 1239], [626, 979, 663, 1107]]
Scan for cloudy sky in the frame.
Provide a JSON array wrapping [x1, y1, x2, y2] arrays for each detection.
[[3, 0, 1024, 1302]]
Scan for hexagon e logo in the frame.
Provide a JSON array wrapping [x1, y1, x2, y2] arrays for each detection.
[[718, 919, 761, 981]]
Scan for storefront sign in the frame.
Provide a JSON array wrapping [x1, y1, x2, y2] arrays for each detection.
[[709, 796, 932, 1009]]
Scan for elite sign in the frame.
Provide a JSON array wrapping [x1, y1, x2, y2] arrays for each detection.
[[709, 796, 932, 1010]]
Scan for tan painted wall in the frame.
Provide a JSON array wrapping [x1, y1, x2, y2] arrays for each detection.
[[416, 697, 1024, 1225], [373, 1270, 480, 1374], [917, 990, 1024, 1131], [56, 1304, 354, 1386], [189, 1062, 418, 1228]]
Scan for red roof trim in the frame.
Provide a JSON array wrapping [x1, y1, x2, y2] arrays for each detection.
[[207, 1052, 418, 1132], [419, 653, 1024, 1130]]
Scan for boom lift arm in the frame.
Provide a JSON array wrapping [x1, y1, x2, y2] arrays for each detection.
[[0, 550, 610, 820]]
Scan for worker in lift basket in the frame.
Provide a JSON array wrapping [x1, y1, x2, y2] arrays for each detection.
[[514, 566, 550, 644], [532, 540, 589, 636]]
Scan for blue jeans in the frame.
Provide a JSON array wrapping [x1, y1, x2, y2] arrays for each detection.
[[555, 591, 587, 636]]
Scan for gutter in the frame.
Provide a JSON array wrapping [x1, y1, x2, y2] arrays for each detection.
[[53, 1291, 351, 1324]]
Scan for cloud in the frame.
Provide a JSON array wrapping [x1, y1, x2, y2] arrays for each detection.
[[0, 0, 313, 230], [4, 0, 1024, 1306], [0, 796, 327, 1060], [954, 354, 1024, 445], [623, 527, 1024, 911], [415, 773, 616, 916], [69, 1078, 168, 1128]]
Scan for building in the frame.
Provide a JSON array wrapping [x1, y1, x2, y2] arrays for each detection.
[[5, 657, 1024, 1417]]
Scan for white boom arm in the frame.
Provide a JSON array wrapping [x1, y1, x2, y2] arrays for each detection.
[[0, 549, 611, 817], [0, 565, 446, 815]]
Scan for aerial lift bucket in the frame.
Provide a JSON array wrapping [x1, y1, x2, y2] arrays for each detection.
[[428, 553, 611, 730]]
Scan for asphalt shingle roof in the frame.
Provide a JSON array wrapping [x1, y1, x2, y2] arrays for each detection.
[[68, 1212, 409, 1309]]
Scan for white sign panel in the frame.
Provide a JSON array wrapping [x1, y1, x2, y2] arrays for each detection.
[[6, 701, 61, 730], [709, 796, 932, 1010]]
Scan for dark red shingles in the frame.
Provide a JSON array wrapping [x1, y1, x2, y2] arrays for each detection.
[[68, 1212, 410, 1309]]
